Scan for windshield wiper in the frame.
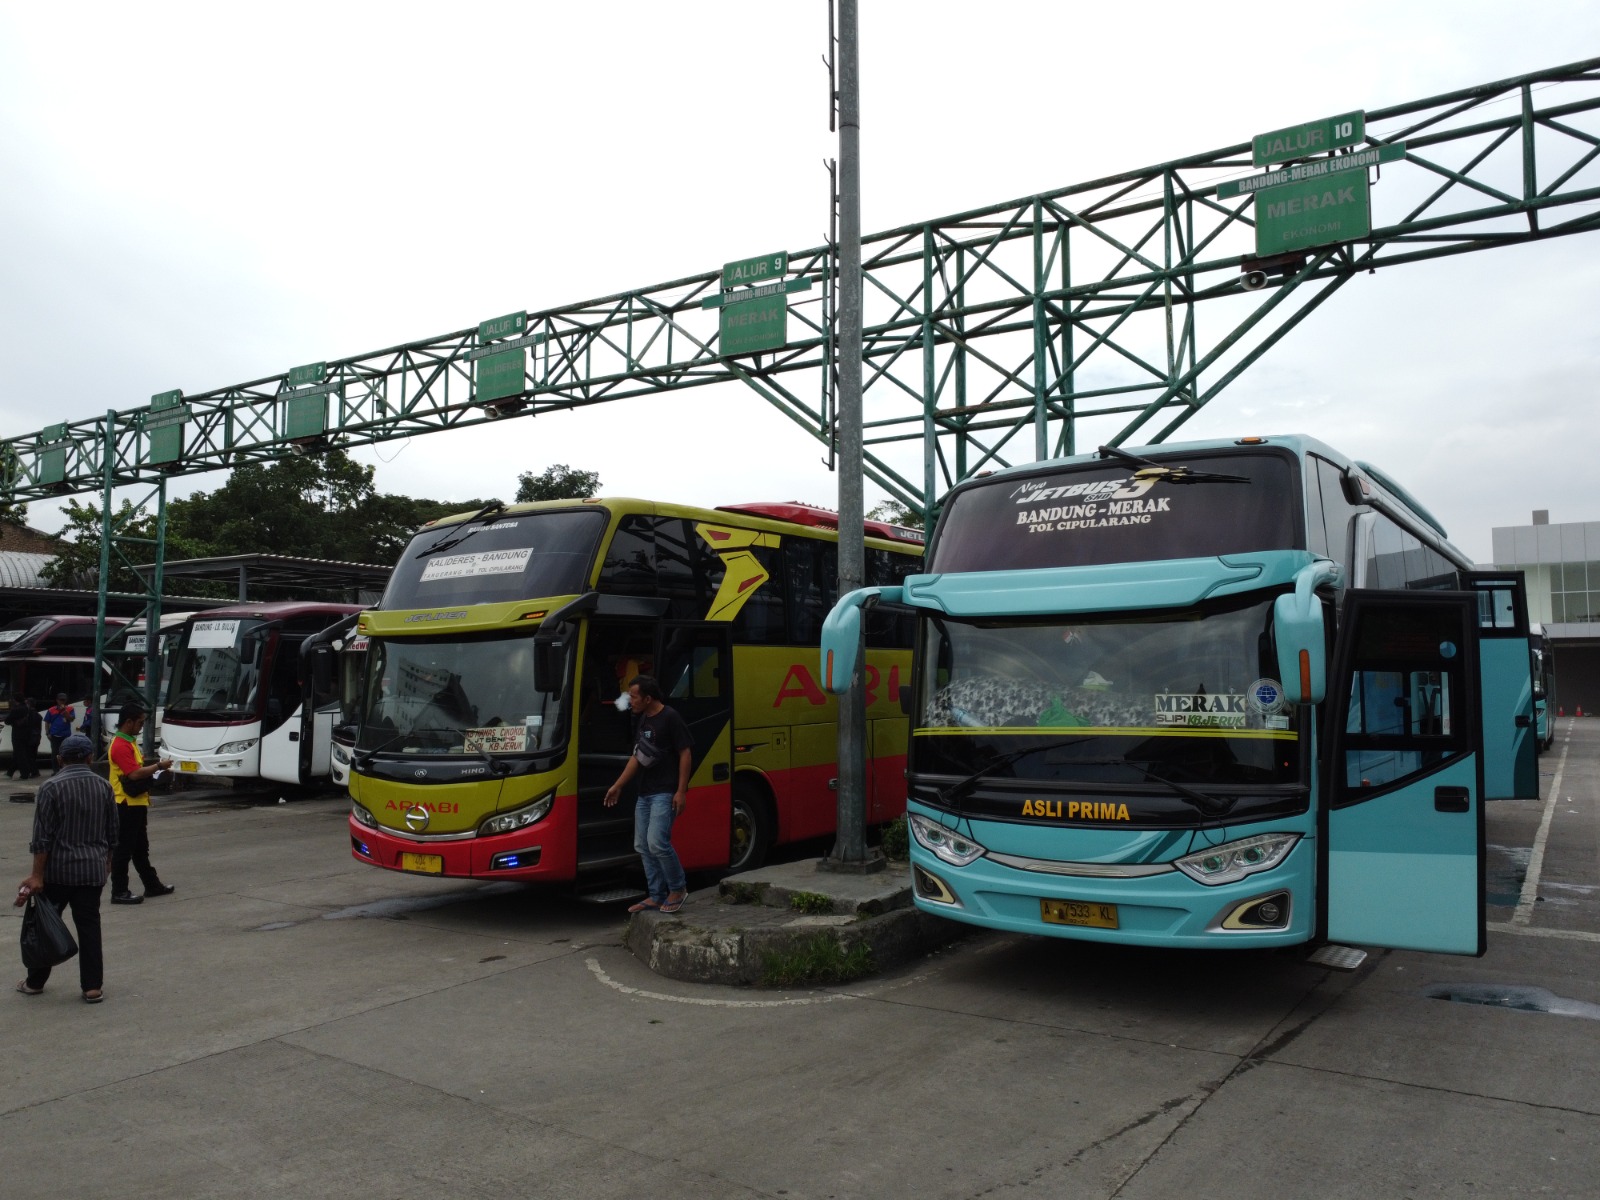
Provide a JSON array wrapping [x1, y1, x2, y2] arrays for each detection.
[[416, 501, 509, 558], [354, 727, 465, 769], [1096, 444, 1250, 485], [1133, 762, 1239, 818], [939, 738, 1091, 808]]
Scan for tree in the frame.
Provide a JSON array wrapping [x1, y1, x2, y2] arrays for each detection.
[[516, 464, 601, 503], [868, 499, 925, 530], [41, 498, 207, 592]]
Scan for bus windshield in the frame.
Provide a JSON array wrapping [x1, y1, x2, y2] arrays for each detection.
[[914, 595, 1299, 793], [382, 509, 608, 610], [930, 449, 1298, 573], [357, 632, 563, 756], [165, 618, 271, 720]]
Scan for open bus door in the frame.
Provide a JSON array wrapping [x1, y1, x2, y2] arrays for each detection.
[[1462, 572, 1538, 800], [655, 623, 733, 871], [1323, 591, 1486, 956]]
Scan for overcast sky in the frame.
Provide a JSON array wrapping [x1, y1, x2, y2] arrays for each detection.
[[3, 1, 1598, 564]]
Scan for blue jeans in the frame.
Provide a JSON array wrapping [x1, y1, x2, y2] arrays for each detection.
[[634, 791, 686, 902]]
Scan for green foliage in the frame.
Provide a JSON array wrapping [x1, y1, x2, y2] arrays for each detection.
[[758, 934, 874, 987], [867, 499, 924, 530], [43, 450, 503, 598], [788, 891, 836, 915], [877, 816, 909, 861], [516, 463, 601, 503]]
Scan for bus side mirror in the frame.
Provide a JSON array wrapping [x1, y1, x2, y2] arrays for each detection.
[[1274, 560, 1340, 706], [533, 638, 564, 694], [820, 605, 862, 695]]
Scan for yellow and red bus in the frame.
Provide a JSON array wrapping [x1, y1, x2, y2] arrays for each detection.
[[345, 498, 921, 882]]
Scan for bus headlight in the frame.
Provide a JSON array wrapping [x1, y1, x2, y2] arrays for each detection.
[[351, 802, 378, 830], [1175, 833, 1299, 886], [216, 739, 259, 755], [909, 813, 987, 867], [479, 790, 556, 838]]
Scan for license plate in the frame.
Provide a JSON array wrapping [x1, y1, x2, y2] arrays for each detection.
[[401, 853, 443, 875], [1040, 898, 1119, 929], [179, 761, 199, 772]]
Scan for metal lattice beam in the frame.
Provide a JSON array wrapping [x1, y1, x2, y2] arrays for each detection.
[[5, 58, 1599, 521]]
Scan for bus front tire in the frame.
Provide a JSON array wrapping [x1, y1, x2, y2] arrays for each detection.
[[728, 782, 774, 876]]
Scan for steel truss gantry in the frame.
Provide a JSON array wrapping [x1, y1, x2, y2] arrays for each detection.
[[5, 60, 1600, 523]]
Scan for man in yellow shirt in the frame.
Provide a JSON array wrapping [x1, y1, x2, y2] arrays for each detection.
[[108, 705, 175, 906]]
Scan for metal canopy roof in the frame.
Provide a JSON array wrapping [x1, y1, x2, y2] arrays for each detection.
[[133, 553, 391, 601]]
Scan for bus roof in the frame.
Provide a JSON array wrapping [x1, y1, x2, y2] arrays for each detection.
[[184, 601, 363, 621], [417, 497, 925, 550], [946, 433, 1456, 546]]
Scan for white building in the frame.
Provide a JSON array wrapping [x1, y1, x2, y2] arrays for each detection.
[[1492, 510, 1600, 715]]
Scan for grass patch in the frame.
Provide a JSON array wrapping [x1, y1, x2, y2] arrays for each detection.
[[788, 890, 835, 915], [878, 816, 909, 861], [721, 881, 766, 905], [759, 934, 874, 987]]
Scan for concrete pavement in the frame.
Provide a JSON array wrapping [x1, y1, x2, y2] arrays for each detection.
[[2, 720, 1598, 1198]]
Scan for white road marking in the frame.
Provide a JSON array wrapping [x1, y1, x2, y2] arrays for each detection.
[[1513, 723, 1571, 926], [584, 956, 942, 1008]]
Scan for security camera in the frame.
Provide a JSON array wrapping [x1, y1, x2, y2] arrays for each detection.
[[1240, 269, 1269, 291]]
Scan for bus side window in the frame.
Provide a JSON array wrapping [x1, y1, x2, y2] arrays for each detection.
[[600, 517, 656, 593], [786, 539, 837, 646], [730, 546, 785, 646], [865, 548, 918, 648]]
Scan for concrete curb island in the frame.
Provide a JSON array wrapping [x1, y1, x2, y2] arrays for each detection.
[[624, 858, 965, 986]]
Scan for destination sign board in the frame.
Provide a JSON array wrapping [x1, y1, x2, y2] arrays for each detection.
[[1219, 142, 1405, 198], [722, 252, 787, 290], [464, 331, 546, 361], [700, 276, 813, 309], [476, 347, 526, 402], [1255, 167, 1370, 256], [478, 311, 527, 343], [284, 392, 329, 441], [720, 292, 787, 356], [289, 362, 326, 388], [1253, 111, 1364, 166]]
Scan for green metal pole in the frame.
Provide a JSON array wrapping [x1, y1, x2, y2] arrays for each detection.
[[90, 410, 116, 759]]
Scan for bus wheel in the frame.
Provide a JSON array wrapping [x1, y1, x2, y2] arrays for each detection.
[[728, 782, 774, 875]]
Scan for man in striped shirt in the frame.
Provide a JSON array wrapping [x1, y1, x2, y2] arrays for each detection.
[[14, 734, 118, 1003]]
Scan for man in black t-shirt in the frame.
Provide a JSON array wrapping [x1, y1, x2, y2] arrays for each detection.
[[603, 675, 693, 913]]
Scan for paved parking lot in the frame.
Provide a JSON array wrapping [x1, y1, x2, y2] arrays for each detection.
[[4, 722, 1599, 1199]]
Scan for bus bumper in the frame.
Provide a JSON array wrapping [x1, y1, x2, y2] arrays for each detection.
[[348, 802, 578, 882], [906, 837, 1315, 949]]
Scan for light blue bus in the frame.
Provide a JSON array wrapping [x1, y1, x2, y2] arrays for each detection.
[[821, 435, 1536, 956]]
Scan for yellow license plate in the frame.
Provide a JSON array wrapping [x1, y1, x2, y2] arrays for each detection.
[[179, 761, 199, 772], [1040, 898, 1119, 929], [401, 853, 443, 875]]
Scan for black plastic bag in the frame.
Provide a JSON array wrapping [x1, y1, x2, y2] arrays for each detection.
[[20, 893, 78, 971]]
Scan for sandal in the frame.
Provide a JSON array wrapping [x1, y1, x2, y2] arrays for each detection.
[[660, 893, 686, 914], [82, 990, 104, 1004], [16, 980, 43, 995], [627, 899, 661, 913]]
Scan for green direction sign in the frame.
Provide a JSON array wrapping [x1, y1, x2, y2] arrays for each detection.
[[1253, 111, 1364, 166], [476, 347, 527, 402], [147, 389, 187, 465], [285, 393, 328, 441], [289, 362, 326, 388], [1255, 167, 1370, 256], [478, 311, 527, 343], [722, 252, 786, 290], [38, 422, 67, 486], [720, 292, 787, 356]]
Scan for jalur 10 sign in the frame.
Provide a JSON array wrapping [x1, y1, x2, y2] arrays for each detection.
[[1218, 110, 1406, 257]]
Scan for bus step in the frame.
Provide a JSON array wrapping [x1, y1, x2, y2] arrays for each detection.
[[575, 886, 648, 905], [1307, 944, 1368, 971]]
